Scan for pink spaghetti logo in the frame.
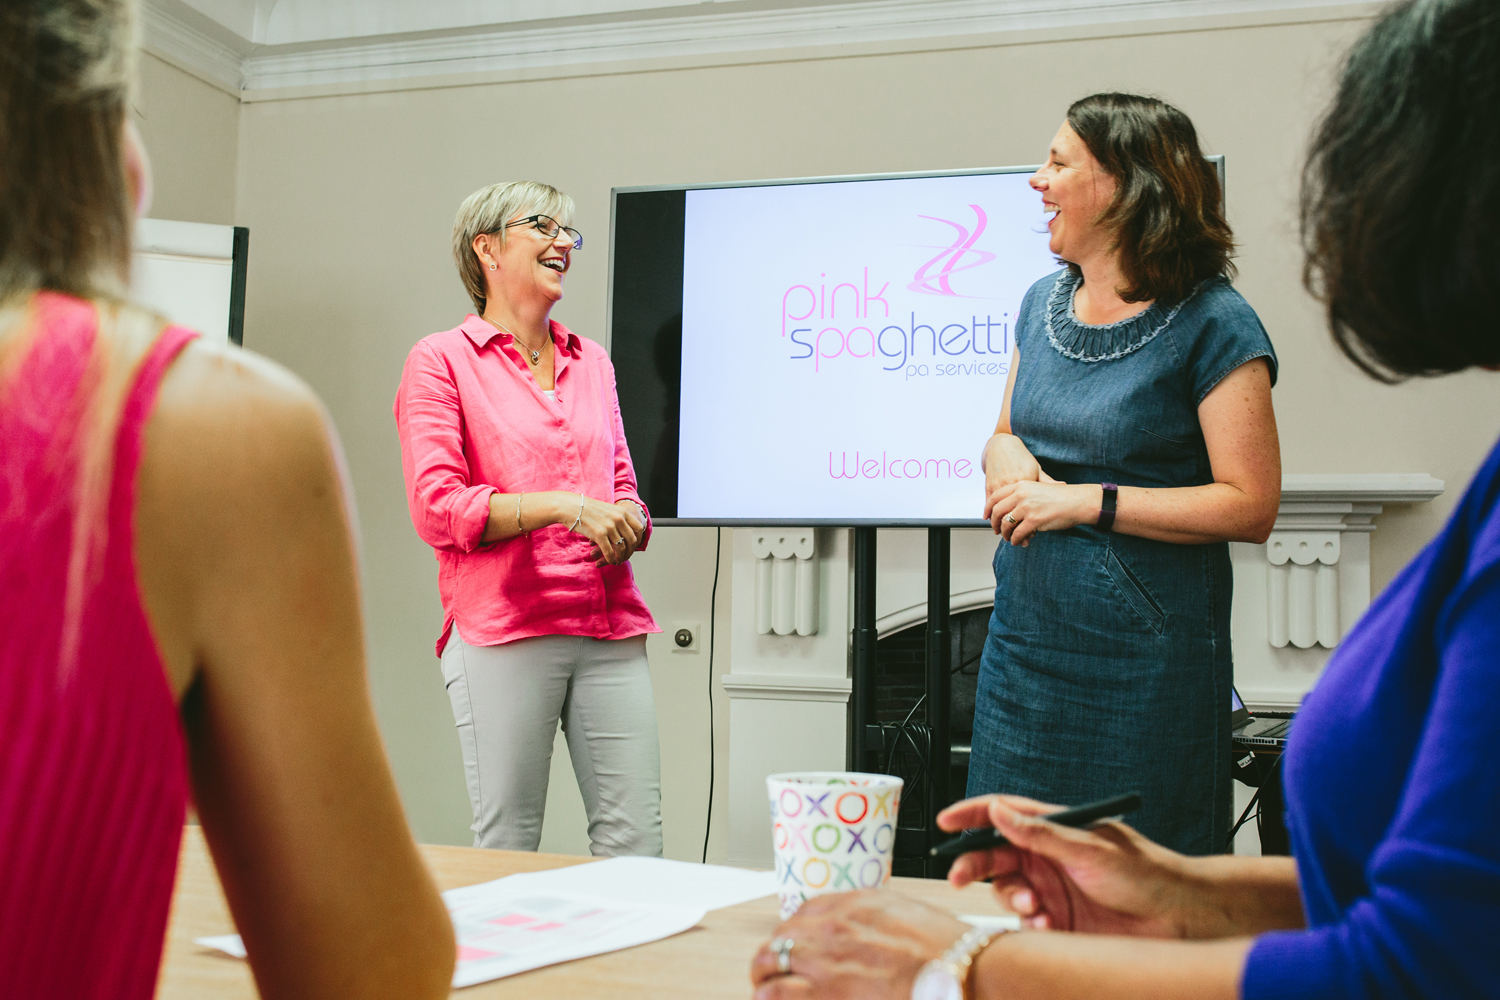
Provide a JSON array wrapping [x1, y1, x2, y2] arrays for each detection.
[[909, 204, 995, 297], [779, 206, 1011, 376]]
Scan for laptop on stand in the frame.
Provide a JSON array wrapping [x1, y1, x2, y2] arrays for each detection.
[[1231, 685, 1295, 750]]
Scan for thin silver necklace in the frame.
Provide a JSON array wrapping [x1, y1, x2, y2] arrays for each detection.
[[491, 318, 547, 365]]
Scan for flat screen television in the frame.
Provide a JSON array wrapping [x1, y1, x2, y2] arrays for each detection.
[[608, 166, 1104, 525]]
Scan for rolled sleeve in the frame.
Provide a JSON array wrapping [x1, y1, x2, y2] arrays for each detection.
[[395, 342, 494, 553], [604, 359, 652, 550]]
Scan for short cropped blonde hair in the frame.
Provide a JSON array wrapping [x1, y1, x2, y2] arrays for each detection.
[[452, 180, 575, 314]]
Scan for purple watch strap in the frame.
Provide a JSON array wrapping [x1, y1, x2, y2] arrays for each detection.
[[1099, 482, 1118, 531]]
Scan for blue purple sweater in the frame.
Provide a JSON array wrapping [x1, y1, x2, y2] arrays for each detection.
[[1242, 434, 1500, 998]]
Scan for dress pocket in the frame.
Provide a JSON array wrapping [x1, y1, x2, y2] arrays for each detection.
[[1137, 426, 1197, 456], [1102, 546, 1166, 635]]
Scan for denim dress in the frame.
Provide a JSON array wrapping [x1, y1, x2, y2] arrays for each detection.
[[965, 269, 1276, 855]]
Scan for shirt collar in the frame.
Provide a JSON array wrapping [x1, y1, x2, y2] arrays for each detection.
[[460, 314, 583, 356]]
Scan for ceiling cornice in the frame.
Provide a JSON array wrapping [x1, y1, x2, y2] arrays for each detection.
[[142, 0, 253, 93], [140, 0, 1380, 99]]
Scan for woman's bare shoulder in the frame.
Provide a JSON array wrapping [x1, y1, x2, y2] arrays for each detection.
[[136, 338, 351, 695], [159, 338, 327, 435], [147, 336, 353, 540], [146, 338, 344, 502]]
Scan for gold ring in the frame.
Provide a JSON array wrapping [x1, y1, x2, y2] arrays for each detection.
[[1004, 514, 1018, 525]]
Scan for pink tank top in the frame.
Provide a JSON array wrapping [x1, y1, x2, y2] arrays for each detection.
[[0, 293, 194, 998]]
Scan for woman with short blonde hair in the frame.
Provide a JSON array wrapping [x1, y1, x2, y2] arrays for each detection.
[[396, 180, 664, 855]]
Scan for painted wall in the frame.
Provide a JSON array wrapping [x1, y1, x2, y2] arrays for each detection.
[[137, 10, 1500, 857], [135, 53, 240, 224]]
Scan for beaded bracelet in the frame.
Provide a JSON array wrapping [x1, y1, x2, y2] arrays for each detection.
[[569, 494, 584, 533]]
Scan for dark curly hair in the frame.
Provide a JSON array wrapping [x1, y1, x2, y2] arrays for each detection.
[[1065, 92, 1235, 304], [1301, 0, 1500, 381]]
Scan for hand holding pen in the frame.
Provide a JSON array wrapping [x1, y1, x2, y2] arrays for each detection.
[[930, 792, 1143, 858], [934, 791, 1189, 936]]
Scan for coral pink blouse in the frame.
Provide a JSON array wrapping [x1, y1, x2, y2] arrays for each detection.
[[395, 315, 657, 655]]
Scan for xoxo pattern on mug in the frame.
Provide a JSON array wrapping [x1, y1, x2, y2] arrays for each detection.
[[765, 772, 903, 919]]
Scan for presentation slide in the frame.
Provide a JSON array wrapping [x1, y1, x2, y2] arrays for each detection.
[[675, 172, 1057, 522]]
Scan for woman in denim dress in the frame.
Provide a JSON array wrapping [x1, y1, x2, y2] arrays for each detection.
[[965, 93, 1282, 854]]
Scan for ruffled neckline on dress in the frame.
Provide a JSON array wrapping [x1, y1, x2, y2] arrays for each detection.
[[1043, 269, 1199, 363]]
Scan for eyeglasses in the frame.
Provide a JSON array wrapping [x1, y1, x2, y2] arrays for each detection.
[[503, 214, 583, 250]]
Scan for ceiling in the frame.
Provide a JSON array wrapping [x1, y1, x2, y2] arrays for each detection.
[[142, 0, 1376, 96]]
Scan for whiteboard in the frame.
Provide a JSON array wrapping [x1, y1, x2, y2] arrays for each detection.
[[131, 218, 248, 344]]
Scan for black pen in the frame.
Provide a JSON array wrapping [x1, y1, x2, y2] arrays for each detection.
[[928, 791, 1143, 858]]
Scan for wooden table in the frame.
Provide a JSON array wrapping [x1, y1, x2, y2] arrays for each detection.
[[159, 826, 1013, 997]]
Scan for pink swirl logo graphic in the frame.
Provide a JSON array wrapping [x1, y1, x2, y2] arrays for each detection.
[[909, 204, 994, 297], [776, 205, 1012, 376]]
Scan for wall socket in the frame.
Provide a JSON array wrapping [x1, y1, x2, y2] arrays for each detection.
[[669, 622, 703, 653]]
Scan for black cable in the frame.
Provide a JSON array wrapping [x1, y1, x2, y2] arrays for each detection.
[[1254, 753, 1287, 853], [702, 526, 721, 864], [1227, 788, 1262, 850], [1226, 752, 1287, 851], [884, 692, 927, 776], [879, 621, 978, 818]]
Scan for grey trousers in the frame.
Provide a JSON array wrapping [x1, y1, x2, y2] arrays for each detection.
[[440, 629, 664, 856]]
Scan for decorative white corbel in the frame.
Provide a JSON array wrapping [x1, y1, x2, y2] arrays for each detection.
[[1266, 526, 1342, 649], [1265, 475, 1443, 649], [750, 530, 819, 636]]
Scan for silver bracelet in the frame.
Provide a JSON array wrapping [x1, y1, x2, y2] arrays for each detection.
[[569, 494, 584, 533], [515, 492, 525, 534]]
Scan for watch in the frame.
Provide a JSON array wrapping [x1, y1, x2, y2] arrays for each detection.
[[1098, 481, 1118, 532], [910, 926, 1003, 1000]]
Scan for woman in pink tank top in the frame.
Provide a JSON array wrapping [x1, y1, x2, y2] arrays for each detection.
[[0, 3, 453, 997]]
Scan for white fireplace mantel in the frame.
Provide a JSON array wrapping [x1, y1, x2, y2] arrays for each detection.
[[1276, 473, 1446, 505]]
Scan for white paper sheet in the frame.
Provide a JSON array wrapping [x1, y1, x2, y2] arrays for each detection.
[[499, 856, 775, 911], [194, 858, 774, 989], [441, 884, 705, 987]]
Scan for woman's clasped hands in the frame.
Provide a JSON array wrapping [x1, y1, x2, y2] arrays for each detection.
[[981, 433, 1100, 546], [572, 495, 645, 566]]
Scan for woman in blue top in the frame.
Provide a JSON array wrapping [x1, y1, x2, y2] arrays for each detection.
[[967, 92, 1282, 855], [749, 2, 1500, 998]]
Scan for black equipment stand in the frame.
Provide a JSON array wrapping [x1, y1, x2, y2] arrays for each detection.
[[848, 526, 954, 877]]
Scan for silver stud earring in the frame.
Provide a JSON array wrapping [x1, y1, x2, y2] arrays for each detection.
[[489, 263, 497, 270]]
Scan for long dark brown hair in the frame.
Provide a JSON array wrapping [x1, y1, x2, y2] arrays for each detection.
[[1302, 0, 1500, 381], [1065, 92, 1235, 304]]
